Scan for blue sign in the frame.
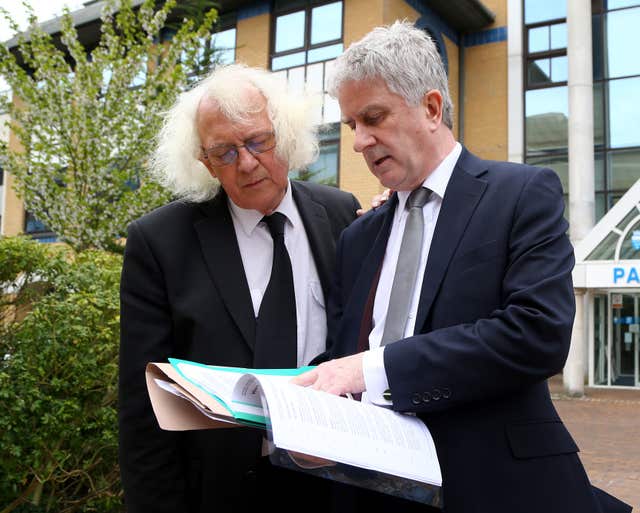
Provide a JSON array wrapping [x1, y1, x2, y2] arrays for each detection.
[[613, 316, 640, 325], [613, 266, 640, 284], [632, 230, 640, 251]]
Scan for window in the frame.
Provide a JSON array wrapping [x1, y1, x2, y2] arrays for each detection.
[[271, 1, 343, 186], [523, 1, 568, 170], [523, 1, 640, 222], [191, 27, 237, 78], [24, 211, 57, 243], [289, 123, 339, 186], [271, 1, 343, 71]]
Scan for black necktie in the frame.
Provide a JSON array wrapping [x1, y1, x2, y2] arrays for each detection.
[[254, 212, 297, 368]]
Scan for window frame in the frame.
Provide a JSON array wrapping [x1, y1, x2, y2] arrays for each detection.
[[270, 0, 344, 71]]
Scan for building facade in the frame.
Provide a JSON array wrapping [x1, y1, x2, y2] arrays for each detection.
[[1, 0, 639, 392]]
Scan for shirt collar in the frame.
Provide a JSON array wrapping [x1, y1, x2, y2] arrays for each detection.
[[227, 180, 296, 236], [397, 142, 462, 211]]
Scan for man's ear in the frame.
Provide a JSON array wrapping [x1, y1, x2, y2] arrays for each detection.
[[422, 89, 443, 127]]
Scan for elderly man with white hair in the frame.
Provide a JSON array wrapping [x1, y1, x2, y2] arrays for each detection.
[[118, 64, 360, 513]]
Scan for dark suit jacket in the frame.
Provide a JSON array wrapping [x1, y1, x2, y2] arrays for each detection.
[[324, 148, 631, 513], [118, 180, 359, 513]]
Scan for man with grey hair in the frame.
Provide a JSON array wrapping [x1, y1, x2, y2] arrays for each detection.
[[293, 21, 631, 513], [119, 63, 360, 513]]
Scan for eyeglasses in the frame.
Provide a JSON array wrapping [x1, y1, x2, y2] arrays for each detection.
[[200, 131, 276, 167]]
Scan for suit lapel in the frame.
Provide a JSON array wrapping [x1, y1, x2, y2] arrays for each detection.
[[415, 149, 488, 332], [194, 192, 256, 350], [291, 182, 336, 298], [341, 197, 397, 343]]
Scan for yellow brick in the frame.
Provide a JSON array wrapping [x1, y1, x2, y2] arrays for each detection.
[[235, 13, 270, 68]]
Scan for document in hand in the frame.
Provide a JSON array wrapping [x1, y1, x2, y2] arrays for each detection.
[[146, 358, 442, 491]]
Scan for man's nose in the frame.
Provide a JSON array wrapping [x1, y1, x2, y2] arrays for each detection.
[[236, 146, 259, 173], [353, 125, 375, 153]]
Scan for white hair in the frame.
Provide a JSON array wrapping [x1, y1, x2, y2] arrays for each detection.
[[328, 20, 454, 129], [149, 64, 319, 202]]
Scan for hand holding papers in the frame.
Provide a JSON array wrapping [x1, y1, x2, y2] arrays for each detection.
[[146, 358, 442, 506]]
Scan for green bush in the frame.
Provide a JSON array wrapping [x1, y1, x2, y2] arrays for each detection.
[[0, 237, 123, 512]]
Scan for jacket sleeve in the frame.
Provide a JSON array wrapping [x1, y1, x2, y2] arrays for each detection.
[[118, 221, 188, 513], [384, 167, 576, 413]]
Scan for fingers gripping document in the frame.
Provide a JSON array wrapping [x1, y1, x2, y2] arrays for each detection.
[[146, 358, 442, 504]]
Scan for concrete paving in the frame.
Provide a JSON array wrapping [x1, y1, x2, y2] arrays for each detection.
[[549, 378, 640, 510]]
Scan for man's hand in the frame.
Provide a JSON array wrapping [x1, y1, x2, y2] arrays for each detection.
[[291, 353, 365, 396], [356, 188, 392, 216]]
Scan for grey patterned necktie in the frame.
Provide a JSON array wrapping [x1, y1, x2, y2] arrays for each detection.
[[381, 187, 432, 346]]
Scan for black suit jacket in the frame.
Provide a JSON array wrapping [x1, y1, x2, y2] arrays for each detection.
[[118, 180, 359, 513], [324, 148, 631, 513]]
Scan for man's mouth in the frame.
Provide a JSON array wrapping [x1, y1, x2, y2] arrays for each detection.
[[244, 177, 266, 187], [373, 155, 391, 167]]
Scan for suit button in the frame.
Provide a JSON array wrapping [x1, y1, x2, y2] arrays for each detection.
[[422, 392, 432, 403], [432, 388, 441, 400], [442, 387, 451, 399], [411, 393, 421, 405], [245, 468, 257, 481]]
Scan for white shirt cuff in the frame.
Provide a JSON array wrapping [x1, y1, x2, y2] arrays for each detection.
[[362, 347, 392, 406]]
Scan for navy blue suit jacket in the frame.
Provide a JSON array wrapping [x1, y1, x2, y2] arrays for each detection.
[[324, 148, 631, 513]]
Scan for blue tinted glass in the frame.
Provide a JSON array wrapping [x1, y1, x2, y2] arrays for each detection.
[[608, 0, 640, 8], [308, 43, 343, 63], [212, 28, 236, 64], [595, 192, 606, 221], [595, 152, 605, 191], [609, 149, 640, 190], [594, 84, 606, 149], [526, 155, 568, 192], [551, 56, 568, 82], [525, 86, 568, 154], [608, 76, 640, 148], [304, 140, 339, 186], [275, 11, 305, 52], [528, 59, 551, 86], [550, 23, 567, 49], [606, 7, 640, 78], [592, 14, 604, 80], [525, 0, 566, 24], [272, 51, 306, 71], [311, 2, 342, 44], [620, 218, 640, 260], [528, 26, 549, 52], [25, 214, 49, 234]]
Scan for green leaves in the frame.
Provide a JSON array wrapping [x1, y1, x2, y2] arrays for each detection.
[[0, 0, 219, 251], [0, 237, 123, 512]]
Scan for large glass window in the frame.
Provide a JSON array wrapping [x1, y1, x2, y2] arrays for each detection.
[[524, 0, 566, 25], [272, 1, 343, 186], [524, 2, 640, 222], [271, 1, 343, 71], [289, 123, 339, 186]]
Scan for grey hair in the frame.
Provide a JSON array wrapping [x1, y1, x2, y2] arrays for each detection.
[[328, 20, 453, 129], [149, 64, 319, 202]]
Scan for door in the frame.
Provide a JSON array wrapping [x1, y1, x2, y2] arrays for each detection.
[[610, 292, 640, 387]]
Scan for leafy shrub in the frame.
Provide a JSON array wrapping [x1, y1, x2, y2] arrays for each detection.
[[0, 237, 123, 512]]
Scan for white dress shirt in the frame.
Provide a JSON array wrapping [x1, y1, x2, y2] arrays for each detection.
[[362, 143, 462, 404], [228, 181, 326, 367]]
